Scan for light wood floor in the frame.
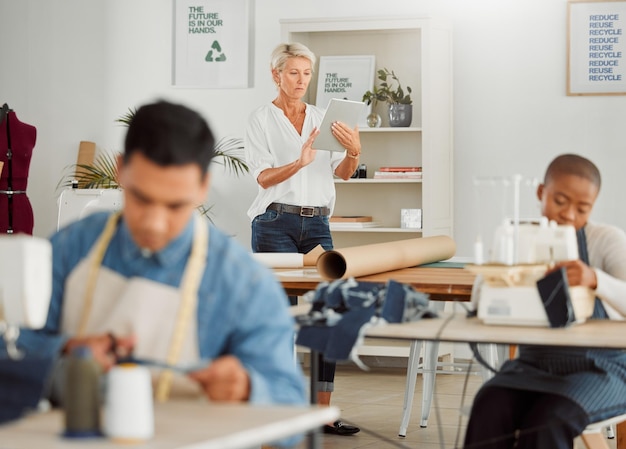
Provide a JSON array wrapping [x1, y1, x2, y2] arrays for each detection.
[[290, 358, 617, 449]]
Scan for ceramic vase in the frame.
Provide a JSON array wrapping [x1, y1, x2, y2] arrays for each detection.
[[388, 104, 413, 127]]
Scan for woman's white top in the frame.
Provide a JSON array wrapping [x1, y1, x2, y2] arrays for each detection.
[[587, 221, 626, 319], [244, 102, 346, 220]]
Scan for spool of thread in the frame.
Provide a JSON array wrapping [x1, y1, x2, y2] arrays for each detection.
[[63, 346, 103, 438], [104, 364, 154, 442], [473, 236, 484, 265]]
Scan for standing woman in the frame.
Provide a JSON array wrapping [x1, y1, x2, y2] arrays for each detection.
[[245, 42, 361, 436]]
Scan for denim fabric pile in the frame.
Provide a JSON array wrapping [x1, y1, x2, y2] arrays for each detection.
[[295, 278, 437, 369]]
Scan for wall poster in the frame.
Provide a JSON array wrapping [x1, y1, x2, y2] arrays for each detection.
[[568, 0, 626, 95], [173, 0, 254, 88], [315, 55, 375, 128]]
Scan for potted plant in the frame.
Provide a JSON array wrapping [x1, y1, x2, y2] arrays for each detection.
[[57, 108, 249, 220], [362, 68, 413, 127]]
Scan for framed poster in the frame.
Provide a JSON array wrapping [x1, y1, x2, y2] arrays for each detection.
[[173, 0, 254, 88], [568, 0, 626, 95], [315, 55, 375, 128]]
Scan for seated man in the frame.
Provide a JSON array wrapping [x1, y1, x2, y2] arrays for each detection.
[[464, 154, 626, 449], [4, 100, 306, 442]]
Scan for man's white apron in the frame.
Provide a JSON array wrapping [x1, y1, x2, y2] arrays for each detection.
[[61, 213, 207, 400]]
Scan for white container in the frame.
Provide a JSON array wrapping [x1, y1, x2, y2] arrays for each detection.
[[400, 208, 422, 229], [104, 364, 154, 442]]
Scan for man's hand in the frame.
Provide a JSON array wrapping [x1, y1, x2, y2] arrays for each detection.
[[63, 334, 135, 371], [187, 355, 251, 402], [550, 259, 598, 289]]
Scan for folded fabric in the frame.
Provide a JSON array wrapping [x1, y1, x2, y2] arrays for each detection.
[[295, 278, 437, 365], [0, 357, 55, 423]]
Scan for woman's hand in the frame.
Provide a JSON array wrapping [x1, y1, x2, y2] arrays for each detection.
[[550, 259, 598, 289], [298, 127, 320, 168], [331, 121, 361, 158], [256, 127, 320, 188], [332, 121, 361, 180]]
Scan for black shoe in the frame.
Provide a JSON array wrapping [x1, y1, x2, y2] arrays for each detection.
[[323, 420, 360, 435]]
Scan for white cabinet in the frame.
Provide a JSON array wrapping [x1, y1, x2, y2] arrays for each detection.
[[281, 16, 453, 248]]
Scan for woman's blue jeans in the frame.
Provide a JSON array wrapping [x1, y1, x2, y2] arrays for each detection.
[[252, 208, 335, 392]]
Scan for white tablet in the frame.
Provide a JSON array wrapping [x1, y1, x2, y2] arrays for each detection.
[[313, 98, 365, 152]]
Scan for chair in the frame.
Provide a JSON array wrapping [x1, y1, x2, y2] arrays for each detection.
[[398, 339, 440, 436], [581, 414, 626, 449], [399, 338, 508, 437]]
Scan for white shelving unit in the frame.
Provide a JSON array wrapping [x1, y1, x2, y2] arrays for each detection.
[[281, 16, 454, 249], [283, 17, 455, 359]]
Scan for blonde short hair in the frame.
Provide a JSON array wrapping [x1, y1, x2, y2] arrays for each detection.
[[270, 42, 316, 72]]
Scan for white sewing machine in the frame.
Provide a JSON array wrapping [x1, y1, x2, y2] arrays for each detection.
[[0, 235, 52, 357], [57, 188, 123, 230], [467, 219, 595, 326]]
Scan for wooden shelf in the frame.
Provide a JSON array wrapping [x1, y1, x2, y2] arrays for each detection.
[[334, 178, 422, 184], [360, 127, 422, 133], [330, 227, 423, 233]]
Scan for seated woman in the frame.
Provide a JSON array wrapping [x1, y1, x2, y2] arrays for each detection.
[[464, 154, 626, 449]]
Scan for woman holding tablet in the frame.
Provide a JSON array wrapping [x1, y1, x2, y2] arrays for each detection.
[[244, 42, 361, 436]]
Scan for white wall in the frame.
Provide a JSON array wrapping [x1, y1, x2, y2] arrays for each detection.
[[2, 0, 625, 258]]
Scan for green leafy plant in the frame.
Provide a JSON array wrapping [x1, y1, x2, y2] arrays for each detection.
[[362, 68, 413, 106], [56, 150, 120, 191], [58, 109, 248, 191], [115, 107, 137, 127]]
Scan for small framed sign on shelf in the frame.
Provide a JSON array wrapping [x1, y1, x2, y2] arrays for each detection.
[[315, 55, 375, 127], [567, 0, 626, 95]]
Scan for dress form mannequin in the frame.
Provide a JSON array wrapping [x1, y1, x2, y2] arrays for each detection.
[[0, 104, 37, 234]]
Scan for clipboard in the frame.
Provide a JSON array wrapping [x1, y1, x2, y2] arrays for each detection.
[[313, 98, 365, 152]]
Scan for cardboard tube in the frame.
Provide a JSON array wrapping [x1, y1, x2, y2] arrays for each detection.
[[317, 236, 456, 280], [252, 253, 304, 268], [252, 245, 326, 268]]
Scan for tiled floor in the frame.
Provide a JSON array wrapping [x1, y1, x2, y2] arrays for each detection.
[[289, 358, 617, 449]]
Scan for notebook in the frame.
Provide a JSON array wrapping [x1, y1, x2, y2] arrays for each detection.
[[313, 98, 365, 152]]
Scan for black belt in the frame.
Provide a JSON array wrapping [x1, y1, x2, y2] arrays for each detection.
[[0, 190, 26, 195], [267, 202, 330, 217]]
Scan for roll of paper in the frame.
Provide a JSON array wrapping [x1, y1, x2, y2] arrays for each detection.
[[252, 245, 326, 268], [104, 364, 154, 442], [252, 252, 304, 268], [316, 236, 456, 280]]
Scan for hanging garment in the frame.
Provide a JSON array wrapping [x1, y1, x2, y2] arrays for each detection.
[[0, 105, 37, 234]]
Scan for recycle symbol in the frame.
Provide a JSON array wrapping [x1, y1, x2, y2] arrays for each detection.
[[205, 40, 226, 62]]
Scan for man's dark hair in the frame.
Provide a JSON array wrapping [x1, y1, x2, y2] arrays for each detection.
[[544, 153, 601, 191], [124, 100, 215, 176]]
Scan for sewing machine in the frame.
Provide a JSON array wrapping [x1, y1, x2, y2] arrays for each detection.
[[57, 188, 123, 230], [0, 235, 52, 357], [467, 219, 595, 326]]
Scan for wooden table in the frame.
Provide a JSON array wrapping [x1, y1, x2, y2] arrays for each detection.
[[276, 266, 476, 301], [0, 400, 339, 449]]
